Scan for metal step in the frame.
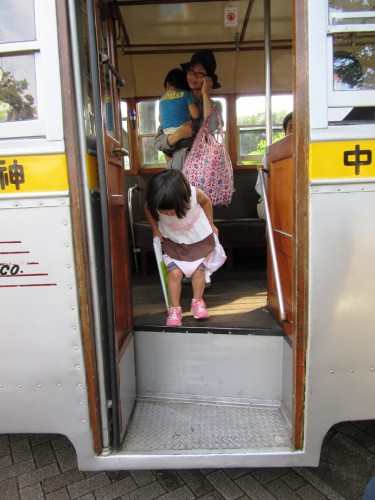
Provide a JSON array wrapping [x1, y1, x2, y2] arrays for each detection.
[[122, 397, 291, 453]]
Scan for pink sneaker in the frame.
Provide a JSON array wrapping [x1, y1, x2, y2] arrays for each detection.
[[166, 306, 182, 327], [191, 298, 209, 319]]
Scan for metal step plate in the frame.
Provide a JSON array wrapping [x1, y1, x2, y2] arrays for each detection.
[[122, 397, 291, 452]]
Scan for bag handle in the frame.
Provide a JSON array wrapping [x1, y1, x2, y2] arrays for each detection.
[[196, 105, 224, 141]]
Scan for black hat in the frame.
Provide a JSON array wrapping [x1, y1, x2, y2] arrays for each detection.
[[181, 49, 221, 89]]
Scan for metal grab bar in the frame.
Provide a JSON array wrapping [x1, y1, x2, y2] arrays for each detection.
[[127, 185, 140, 273], [257, 165, 287, 322]]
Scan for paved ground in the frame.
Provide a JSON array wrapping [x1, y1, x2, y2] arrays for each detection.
[[1, 420, 375, 499]]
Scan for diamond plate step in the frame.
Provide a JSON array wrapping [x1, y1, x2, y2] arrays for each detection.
[[122, 397, 291, 452]]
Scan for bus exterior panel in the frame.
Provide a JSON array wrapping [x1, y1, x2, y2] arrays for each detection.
[[0, 192, 95, 450]]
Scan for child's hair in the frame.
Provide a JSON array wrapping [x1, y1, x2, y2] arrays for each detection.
[[282, 112, 293, 133], [164, 68, 189, 91], [146, 169, 191, 221]]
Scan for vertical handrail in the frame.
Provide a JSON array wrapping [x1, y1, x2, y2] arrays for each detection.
[[127, 185, 140, 273], [258, 165, 287, 322]]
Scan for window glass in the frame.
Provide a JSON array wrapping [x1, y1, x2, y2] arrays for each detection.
[[236, 95, 293, 165], [121, 101, 130, 169], [138, 101, 158, 135], [329, 0, 375, 25], [138, 100, 164, 167], [141, 136, 162, 165], [0, 55, 38, 122], [0, 0, 36, 43], [99, 16, 116, 138], [333, 35, 375, 91], [78, 1, 95, 137], [138, 97, 227, 168]]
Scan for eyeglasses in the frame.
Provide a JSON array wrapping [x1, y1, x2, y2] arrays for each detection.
[[187, 69, 207, 79]]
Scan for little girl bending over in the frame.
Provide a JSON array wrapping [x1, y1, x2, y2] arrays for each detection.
[[145, 169, 226, 327]]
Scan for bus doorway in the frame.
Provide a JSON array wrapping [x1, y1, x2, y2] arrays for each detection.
[[115, 0, 303, 459]]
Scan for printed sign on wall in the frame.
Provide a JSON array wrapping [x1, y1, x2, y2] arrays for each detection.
[[224, 6, 238, 27]]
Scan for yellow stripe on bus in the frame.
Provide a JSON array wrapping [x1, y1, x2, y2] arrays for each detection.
[[86, 153, 99, 190], [0, 154, 69, 194], [310, 140, 375, 180]]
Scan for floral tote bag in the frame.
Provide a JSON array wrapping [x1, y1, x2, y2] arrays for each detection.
[[183, 108, 234, 206]]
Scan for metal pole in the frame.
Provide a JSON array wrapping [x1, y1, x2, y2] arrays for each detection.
[[258, 166, 286, 322], [264, 0, 272, 147]]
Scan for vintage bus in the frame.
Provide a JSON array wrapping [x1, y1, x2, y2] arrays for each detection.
[[1, 0, 374, 470]]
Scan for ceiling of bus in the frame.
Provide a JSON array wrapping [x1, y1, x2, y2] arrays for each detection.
[[117, 0, 292, 53], [116, 0, 293, 96]]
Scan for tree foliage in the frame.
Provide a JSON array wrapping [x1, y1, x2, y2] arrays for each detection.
[[0, 67, 35, 121]]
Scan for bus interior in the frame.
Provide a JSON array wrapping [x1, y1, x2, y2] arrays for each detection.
[[119, 0, 293, 335]]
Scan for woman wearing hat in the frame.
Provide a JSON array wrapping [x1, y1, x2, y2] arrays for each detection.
[[154, 49, 222, 171]]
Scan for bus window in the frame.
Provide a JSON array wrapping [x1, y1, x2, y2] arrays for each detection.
[[327, 2, 375, 124], [137, 96, 227, 169], [0, 0, 62, 142], [0, 1, 38, 123], [121, 101, 130, 170], [237, 94, 293, 165], [138, 99, 164, 168]]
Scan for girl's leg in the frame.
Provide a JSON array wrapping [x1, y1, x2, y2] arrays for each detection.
[[191, 268, 209, 319], [191, 268, 205, 300], [168, 268, 183, 306]]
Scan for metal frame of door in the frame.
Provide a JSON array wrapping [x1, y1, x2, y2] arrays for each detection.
[[87, 0, 135, 449]]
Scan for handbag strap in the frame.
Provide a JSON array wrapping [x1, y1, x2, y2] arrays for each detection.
[[212, 107, 224, 139], [196, 105, 224, 140]]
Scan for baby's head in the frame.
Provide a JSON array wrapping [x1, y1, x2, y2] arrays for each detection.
[[164, 68, 189, 91], [147, 169, 191, 221]]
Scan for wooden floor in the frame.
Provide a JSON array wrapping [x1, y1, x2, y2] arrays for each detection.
[[131, 250, 281, 332]]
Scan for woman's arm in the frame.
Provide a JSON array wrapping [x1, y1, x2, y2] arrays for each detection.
[[166, 122, 194, 146], [154, 123, 194, 154], [196, 188, 218, 235], [202, 77, 214, 118]]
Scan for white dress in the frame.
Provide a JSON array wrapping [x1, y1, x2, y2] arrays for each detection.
[[158, 187, 226, 277]]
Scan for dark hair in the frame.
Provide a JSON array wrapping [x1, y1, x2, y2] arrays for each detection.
[[283, 112, 293, 133], [181, 49, 221, 89], [164, 68, 189, 91], [146, 169, 191, 221], [333, 51, 363, 88]]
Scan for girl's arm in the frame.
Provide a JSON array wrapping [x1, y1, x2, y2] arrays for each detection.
[[144, 203, 163, 240], [196, 188, 218, 236]]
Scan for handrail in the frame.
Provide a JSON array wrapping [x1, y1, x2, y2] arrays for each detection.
[[127, 185, 140, 273], [257, 165, 287, 322]]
